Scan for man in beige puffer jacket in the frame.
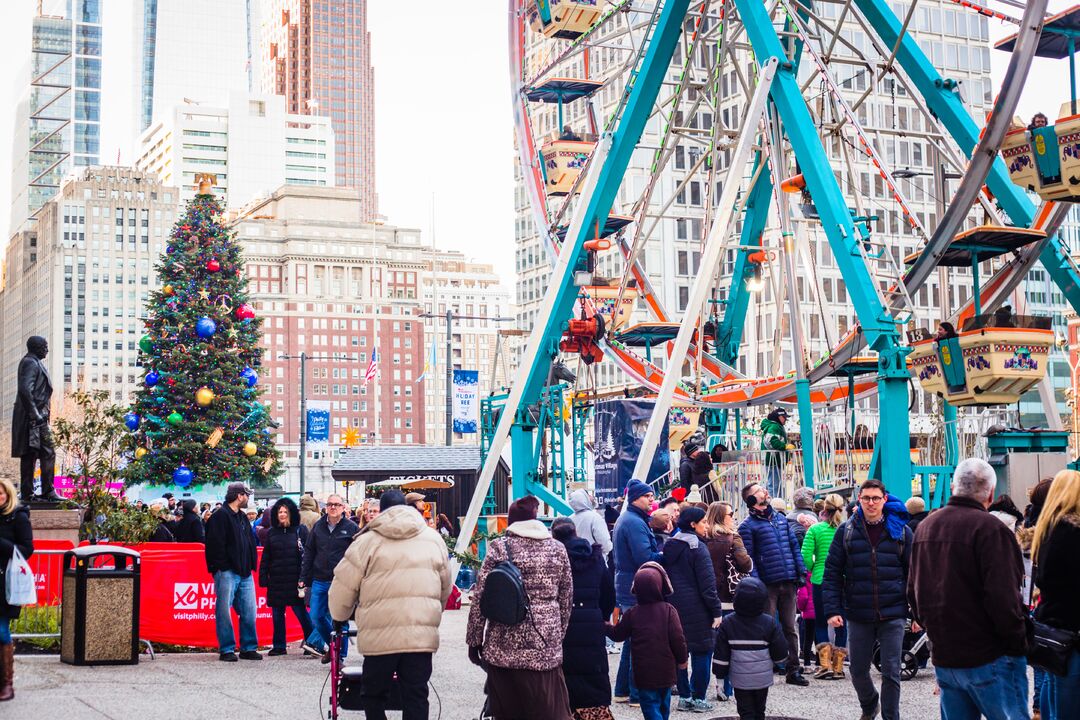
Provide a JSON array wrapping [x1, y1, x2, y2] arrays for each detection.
[[329, 489, 451, 719]]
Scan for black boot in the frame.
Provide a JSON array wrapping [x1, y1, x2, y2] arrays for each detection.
[[35, 490, 63, 502], [786, 667, 810, 686]]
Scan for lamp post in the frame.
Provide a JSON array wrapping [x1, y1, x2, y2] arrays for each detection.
[[279, 352, 349, 495], [419, 311, 513, 445]]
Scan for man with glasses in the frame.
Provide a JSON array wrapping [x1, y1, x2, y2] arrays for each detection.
[[823, 479, 914, 720], [204, 482, 261, 662], [300, 494, 359, 662], [739, 482, 809, 686]]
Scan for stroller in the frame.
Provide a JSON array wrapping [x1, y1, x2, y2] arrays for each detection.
[[325, 624, 403, 719], [872, 619, 931, 680]]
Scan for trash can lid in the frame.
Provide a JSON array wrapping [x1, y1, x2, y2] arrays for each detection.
[[69, 545, 141, 559]]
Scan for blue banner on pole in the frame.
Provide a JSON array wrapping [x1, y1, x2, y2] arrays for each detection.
[[306, 401, 331, 446], [593, 399, 670, 507], [452, 370, 479, 434]]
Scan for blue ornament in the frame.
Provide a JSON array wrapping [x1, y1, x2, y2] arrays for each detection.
[[173, 466, 194, 488], [145, 371, 159, 387], [124, 412, 140, 431], [196, 317, 217, 339], [241, 367, 258, 387]]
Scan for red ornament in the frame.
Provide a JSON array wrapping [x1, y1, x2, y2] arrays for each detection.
[[223, 471, 230, 479], [166, 377, 177, 387], [180, 224, 191, 232], [206, 258, 221, 273], [235, 303, 256, 320]]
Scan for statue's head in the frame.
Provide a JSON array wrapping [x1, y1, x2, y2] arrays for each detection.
[[26, 336, 48, 359]]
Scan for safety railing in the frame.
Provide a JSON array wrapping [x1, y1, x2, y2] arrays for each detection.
[[11, 548, 66, 642]]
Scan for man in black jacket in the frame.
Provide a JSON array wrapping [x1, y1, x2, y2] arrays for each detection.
[[299, 493, 358, 662], [908, 458, 1028, 720], [823, 479, 913, 720], [10, 336, 60, 502], [205, 482, 261, 662]]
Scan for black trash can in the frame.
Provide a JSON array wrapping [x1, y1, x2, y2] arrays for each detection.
[[61, 546, 141, 665]]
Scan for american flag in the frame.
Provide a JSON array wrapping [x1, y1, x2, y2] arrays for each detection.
[[364, 349, 379, 385]]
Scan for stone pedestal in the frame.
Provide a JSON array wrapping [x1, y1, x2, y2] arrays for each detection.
[[29, 508, 82, 544]]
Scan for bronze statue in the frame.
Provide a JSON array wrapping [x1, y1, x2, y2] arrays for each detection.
[[11, 336, 60, 502]]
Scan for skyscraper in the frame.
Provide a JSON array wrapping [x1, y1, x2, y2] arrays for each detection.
[[259, 0, 377, 221], [133, 0, 257, 133], [9, 0, 103, 234]]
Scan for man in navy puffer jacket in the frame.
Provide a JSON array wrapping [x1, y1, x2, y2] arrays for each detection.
[[612, 479, 661, 704], [822, 478, 913, 720], [738, 482, 809, 686]]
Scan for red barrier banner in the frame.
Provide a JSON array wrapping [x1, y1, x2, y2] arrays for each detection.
[[29, 539, 73, 606], [33, 540, 306, 648]]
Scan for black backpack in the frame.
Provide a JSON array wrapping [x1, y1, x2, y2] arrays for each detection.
[[479, 538, 530, 625]]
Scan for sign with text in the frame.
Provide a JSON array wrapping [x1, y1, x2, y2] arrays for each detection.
[[593, 399, 671, 507], [306, 400, 331, 446], [452, 370, 479, 434]]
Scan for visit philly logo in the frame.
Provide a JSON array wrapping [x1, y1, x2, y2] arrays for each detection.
[[173, 582, 213, 610]]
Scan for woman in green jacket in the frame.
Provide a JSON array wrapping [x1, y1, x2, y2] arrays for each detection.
[[801, 493, 847, 679]]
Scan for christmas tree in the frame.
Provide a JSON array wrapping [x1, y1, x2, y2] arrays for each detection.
[[123, 175, 280, 489]]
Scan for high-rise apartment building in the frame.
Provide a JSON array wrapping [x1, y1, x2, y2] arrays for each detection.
[[419, 255, 514, 446], [136, 93, 335, 209], [0, 167, 179, 437], [133, 0, 258, 132], [9, 0, 103, 234], [514, 2, 1036, 432], [232, 186, 427, 493], [259, 0, 377, 220]]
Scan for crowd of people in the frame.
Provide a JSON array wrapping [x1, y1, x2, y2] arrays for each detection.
[[1, 459, 1080, 719]]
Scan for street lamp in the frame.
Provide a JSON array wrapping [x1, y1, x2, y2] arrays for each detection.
[[419, 311, 514, 445], [279, 352, 350, 496]]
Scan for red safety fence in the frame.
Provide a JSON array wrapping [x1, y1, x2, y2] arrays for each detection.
[[30, 540, 305, 648]]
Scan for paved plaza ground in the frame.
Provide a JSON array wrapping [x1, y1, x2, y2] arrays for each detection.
[[10, 607, 947, 719]]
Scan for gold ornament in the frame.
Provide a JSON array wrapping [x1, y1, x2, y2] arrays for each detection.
[[198, 289, 210, 301], [163, 284, 174, 296], [134, 447, 148, 460], [262, 457, 274, 473], [206, 427, 224, 448], [243, 442, 258, 457], [195, 387, 215, 406]]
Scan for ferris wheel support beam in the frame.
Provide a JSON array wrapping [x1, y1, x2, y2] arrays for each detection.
[[632, 58, 780, 485], [732, 0, 914, 496], [454, 0, 696, 568]]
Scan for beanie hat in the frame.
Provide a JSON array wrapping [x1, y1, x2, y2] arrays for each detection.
[[508, 495, 540, 524], [626, 479, 653, 503], [677, 506, 706, 532]]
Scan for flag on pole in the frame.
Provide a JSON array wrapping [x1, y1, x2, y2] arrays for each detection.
[[364, 349, 379, 385], [416, 338, 437, 383]]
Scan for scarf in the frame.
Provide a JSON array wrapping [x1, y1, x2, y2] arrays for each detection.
[[855, 493, 910, 541]]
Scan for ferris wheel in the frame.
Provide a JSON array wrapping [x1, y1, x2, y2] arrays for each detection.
[[455, 0, 1080, 556]]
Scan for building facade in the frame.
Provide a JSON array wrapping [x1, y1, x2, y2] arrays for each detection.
[[232, 186, 427, 493], [259, 0, 377, 221], [133, 0, 258, 133], [419, 254, 514, 446], [136, 93, 335, 209], [9, 0, 103, 234], [0, 167, 179, 436]]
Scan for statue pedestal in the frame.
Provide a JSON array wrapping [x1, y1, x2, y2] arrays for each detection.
[[29, 507, 82, 545]]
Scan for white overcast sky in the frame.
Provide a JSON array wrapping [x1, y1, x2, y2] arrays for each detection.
[[0, 0, 1075, 286]]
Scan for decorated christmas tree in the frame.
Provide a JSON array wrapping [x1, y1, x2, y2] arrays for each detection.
[[123, 175, 280, 489]]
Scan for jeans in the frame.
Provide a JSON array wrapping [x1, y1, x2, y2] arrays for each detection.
[[0, 619, 10, 645], [1041, 649, 1080, 720], [936, 654, 1028, 720], [765, 582, 800, 672], [306, 579, 348, 658], [361, 652, 433, 720], [638, 686, 672, 720], [766, 462, 782, 498], [677, 650, 713, 701], [848, 618, 905, 720], [812, 583, 846, 646], [614, 604, 638, 702], [1033, 666, 1045, 712], [213, 570, 258, 654], [271, 604, 313, 651], [733, 687, 768, 720]]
